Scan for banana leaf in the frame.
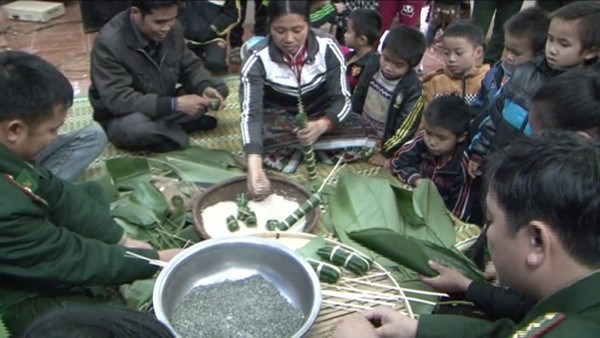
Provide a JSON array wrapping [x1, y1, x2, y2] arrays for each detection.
[[349, 228, 486, 283], [105, 157, 152, 191], [111, 181, 169, 228], [297, 235, 327, 260], [0, 318, 8, 338], [149, 157, 243, 184], [153, 146, 239, 169], [328, 172, 455, 247], [120, 278, 156, 311]]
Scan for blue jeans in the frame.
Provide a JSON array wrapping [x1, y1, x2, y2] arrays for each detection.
[[35, 124, 107, 181]]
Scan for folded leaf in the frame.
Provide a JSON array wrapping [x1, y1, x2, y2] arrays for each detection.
[[349, 228, 486, 283], [149, 157, 242, 184], [153, 146, 239, 169], [105, 157, 152, 190]]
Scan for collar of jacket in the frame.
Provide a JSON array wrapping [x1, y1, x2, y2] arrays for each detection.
[[267, 29, 319, 65], [442, 64, 489, 80], [0, 143, 46, 184], [122, 10, 158, 51], [518, 270, 600, 326]]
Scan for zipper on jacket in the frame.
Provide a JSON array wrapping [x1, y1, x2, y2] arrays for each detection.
[[135, 48, 167, 94]]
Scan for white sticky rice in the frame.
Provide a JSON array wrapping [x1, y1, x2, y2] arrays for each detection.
[[201, 194, 306, 238]]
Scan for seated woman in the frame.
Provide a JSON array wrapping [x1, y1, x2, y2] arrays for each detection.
[[240, 0, 377, 197]]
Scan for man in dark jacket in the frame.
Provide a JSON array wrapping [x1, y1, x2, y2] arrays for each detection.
[[89, 0, 229, 153]]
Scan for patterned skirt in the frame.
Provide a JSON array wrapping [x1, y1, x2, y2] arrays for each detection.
[[262, 109, 379, 172]]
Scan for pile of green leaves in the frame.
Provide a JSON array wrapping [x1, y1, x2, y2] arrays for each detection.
[[325, 171, 484, 314], [96, 146, 244, 310], [0, 317, 8, 338]]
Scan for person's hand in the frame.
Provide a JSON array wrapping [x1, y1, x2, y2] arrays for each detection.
[[177, 94, 210, 115], [158, 248, 183, 262], [333, 313, 378, 338], [202, 86, 226, 110], [363, 306, 418, 338], [247, 154, 271, 200], [296, 119, 328, 146], [413, 178, 424, 187], [467, 160, 482, 178], [334, 2, 347, 13], [122, 237, 153, 250], [368, 153, 389, 168], [483, 261, 497, 280], [421, 260, 472, 293]]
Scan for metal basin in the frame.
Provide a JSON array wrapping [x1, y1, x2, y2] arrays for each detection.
[[153, 236, 322, 338]]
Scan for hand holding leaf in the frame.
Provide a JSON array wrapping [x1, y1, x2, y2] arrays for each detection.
[[420, 260, 473, 293]]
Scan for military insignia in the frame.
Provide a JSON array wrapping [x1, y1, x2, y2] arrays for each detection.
[[512, 312, 566, 338], [16, 169, 38, 192], [3, 173, 49, 207], [351, 65, 362, 78]]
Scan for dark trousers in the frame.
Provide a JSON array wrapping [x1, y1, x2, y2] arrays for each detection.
[[472, 0, 523, 64], [188, 42, 228, 75], [230, 0, 247, 48], [106, 111, 218, 153], [254, 0, 268, 36], [536, 0, 576, 12]]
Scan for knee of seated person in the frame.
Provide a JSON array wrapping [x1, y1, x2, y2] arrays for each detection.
[[204, 58, 228, 75], [81, 124, 108, 152]]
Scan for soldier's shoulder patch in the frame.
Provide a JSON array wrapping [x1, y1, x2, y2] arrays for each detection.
[[512, 312, 567, 338], [3, 173, 48, 207]]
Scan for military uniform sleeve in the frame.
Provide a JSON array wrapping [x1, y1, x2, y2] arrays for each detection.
[[240, 51, 267, 155], [466, 282, 536, 322], [324, 38, 352, 125], [391, 132, 427, 186], [90, 38, 172, 118], [0, 183, 158, 286], [417, 314, 517, 338]]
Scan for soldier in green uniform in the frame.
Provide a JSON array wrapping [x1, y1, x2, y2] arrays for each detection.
[[0, 51, 182, 334], [333, 132, 600, 337]]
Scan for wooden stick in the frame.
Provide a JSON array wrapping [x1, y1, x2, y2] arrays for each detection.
[[317, 157, 346, 194], [321, 300, 409, 316], [341, 278, 449, 297], [322, 290, 396, 307], [125, 251, 167, 268], [326, 287, 439, 306]]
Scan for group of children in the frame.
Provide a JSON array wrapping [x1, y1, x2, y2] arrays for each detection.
[[344, 1, 599, 223]]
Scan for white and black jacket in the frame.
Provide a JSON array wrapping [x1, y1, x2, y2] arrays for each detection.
[[240, 28, 351, 155]]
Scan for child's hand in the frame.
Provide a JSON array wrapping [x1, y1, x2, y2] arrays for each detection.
[[467, 160, 482, 178], [413, 178, 424, 187], [368, 154, 389, 168], [421, 260, 473, 293], [334, 2, 346, 13]]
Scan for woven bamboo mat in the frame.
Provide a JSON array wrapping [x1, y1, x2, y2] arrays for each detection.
[[256, 232, 414, 338], [63, 75, 480, 242]]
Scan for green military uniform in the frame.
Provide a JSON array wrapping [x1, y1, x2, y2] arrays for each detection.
[[0, 144, 159, 333], [416, 271, 600, 336]]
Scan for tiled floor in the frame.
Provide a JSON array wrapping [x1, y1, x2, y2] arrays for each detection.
[[4, 1, 445, 97]]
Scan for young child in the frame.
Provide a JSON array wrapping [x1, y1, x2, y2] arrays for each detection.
[[423, 21, 490, 105], [391, 95, 475, 221], [0, 51, 182, 335], [344, 9, 382, 92], [468, 1, 600, 178], [351, 26, 427, 167], [335, 132, 600, 337], [473, 7, 550, 117]]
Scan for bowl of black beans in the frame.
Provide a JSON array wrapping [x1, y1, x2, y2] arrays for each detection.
[[153, 236, 322, 338]]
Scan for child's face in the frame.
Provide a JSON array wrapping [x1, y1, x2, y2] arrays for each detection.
[[422, 121, 465, 157], [545, 18, 598, 70], [442, 36, 483, 77], [504, 33, 535, 70], [379, 48, 409, 80], [344, 20, 360, 48]]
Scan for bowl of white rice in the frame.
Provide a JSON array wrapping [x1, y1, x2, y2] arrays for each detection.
[[192, 176, 320, 239]]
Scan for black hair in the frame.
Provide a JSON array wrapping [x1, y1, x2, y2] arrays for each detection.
[[485, 132, 600, 268], [443, 20, 484, 47], [531, 69, 600, 139], [381, 26, 426, 68], [552, 1, 600, 54], [504, 7, 550, 54], [348, 9, 382, 46], [423, 95, 471, 136], [268, 0, 310, 24], [131, 0, 179, 17], [20, 306, 175, 338], [0, 51, 73, 126]]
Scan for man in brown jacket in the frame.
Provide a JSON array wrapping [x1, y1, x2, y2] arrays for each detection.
[[89, 0, 229, 152]]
